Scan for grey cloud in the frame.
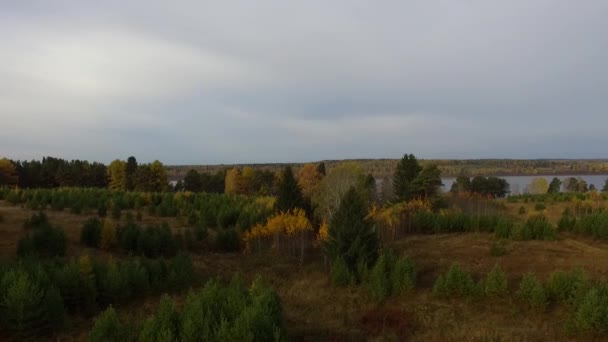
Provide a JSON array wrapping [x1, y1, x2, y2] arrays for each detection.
[[1, 1, 608, 163]]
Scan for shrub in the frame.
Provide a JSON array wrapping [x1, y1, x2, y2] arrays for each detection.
[[23, 211, 50, 230], [90, 274, 285, 341], [518, 206, 526, 215], [515, 215, 556, 240], [89, 306, 128, 342], [1, 269, 65, 339], [558, 212, 577, 232], [535, 203, 546, 211], [518, 273, 548, 311], [139, 295, 180, 342], [570, 285, 608, 334], [494, 219, 513, 239], [573, 212, 608, 239], [433, 264, 476, 297], [391, 256, 417, 295], [331, 257, 352, 287], [481, 264, 509, 297], [18, 225, 67, 257], [368, 250, 396, 301], [546, 268, 591, 305], [217, 208, 240, 229], [81, 217, 103, 248]]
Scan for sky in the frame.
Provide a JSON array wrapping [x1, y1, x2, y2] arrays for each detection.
[[1, 1, 607, 164]]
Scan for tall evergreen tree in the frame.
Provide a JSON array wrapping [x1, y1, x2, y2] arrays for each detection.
[[393, 154, 423, 202], [603, 178, 608, 193], [275, 166, 306, 212], [547, 177, 562, 193], [125, 156, 138, 191], [183, 169, 202, 192], [325, 187, 378, 280]]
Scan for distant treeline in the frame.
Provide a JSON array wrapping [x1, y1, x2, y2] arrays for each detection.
[[3, 157, 608, 190], [167, 159, 608, 180]]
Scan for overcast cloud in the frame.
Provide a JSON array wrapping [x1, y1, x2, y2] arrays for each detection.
[[1, 1, 607, 164]]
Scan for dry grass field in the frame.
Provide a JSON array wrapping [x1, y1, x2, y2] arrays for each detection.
[[3, 199, 608, 341]]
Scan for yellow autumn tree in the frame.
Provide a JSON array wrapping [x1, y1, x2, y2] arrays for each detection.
[[243, 208, 313, 263], [225, 168, 242, 194], [0, 158, 18, 186], [107, 159, 127, 191], [528, 178, 549, 194], [370, 199, 431, 242], [297, 163, 322, 199], [100, 219, 116, 250]]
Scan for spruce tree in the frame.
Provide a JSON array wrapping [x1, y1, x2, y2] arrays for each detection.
[[125, 156, 138, 191], [548, 177, 562, 194], [393, 154, 423, 202], [274, 166, 306, 212], [325, 187, 378, 281]]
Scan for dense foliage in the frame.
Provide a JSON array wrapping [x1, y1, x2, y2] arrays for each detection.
[[0, 254, 194, 339], [89, 275, 284, 342]]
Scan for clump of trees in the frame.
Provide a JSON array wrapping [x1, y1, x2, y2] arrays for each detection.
[[89, 275, 284, 342], [8, 156, 107, 188], [451, 176, 510, 198], [0, 254, 194, 339], [17, 212, 67, 257], [243, 209, 313, 263], [393, 154, 443, 202], [367, 250, 417, 301], [176, 169, 225, 193], [108, 158, 169, 192]]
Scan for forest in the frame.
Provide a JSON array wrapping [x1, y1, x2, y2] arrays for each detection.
[[2, 154, 608, 340]]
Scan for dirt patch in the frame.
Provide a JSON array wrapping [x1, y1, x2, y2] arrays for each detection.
[[360, 307, 413, 339]]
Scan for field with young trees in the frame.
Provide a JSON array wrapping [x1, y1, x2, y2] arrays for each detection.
[[2, 155, 608, 340]]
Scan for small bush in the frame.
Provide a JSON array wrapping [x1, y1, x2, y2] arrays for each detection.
[[391, 256, 416, 295], [81, 217, 102, 248], [89, 306, 128, 342], [1, 269, 66, 339], [494, 219, 513, 239], [23, 211, 50, 230], [481, 264, 509, 297], [515, 215, 556, 240], [570, 285, 608, 334], [546, 268, 591, 305], [518, 206, 526, 215], [518, 273, 548, 311], [433, 264, 476, 297], [535, 203, 546, 211], [558, 212, 577, 232], [18, 225, 67, 257], [331, 257, 352, 287], [368, 250, 396, 301]]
